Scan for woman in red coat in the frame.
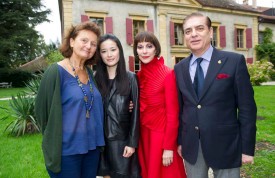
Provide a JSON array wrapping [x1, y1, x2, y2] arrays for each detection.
[[133, 31, 186, 178]]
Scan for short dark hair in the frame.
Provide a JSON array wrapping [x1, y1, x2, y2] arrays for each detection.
[[133, 31, 161, 62], [95, 34, 129, 97], [59, 21, 101, 65], [184, 12, 212, 29]]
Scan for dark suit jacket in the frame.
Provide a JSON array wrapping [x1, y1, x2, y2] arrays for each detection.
[[174, 48, 257, 169]]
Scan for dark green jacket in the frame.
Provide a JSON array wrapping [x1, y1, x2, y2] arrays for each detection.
[[35, 63, 62, 173]]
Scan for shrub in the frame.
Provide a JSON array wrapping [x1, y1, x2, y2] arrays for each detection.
[[0, 68, 34, 87], [24, 74, 42, 96], [0, 76, 42, 136], [0, 92, 39, 136], [46, 49, 63, 64], [247, 60, 275, 86]]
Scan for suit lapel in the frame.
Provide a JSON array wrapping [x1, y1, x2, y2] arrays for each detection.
[[181, 56, 198, 101], [200, 49, 227, 100]]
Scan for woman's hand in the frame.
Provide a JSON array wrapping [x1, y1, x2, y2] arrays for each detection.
[[129, 101, 134, 112], [162, 150, 173, 166], [123, 146, 135, 158]]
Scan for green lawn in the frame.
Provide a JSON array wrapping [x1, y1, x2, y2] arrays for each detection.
[[0, 86, 275, 177], [0, 88, 27, 98], [0, 100, 48, 178], [241, 86, 275, 178]]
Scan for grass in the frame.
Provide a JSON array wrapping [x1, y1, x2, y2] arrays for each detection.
[[0, 88, 27, 98], [241, 86, 275, 178], [0, 100, 48, 178], [0, 86, 275, 177]]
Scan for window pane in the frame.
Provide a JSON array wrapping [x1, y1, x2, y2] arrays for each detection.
[[211, 26, 217, 47], [134, 57, 140, 73], [174, 23, 183, 45], [259, 32, 264, 44], [175, 57, 183, 64], [90, 17, 104, 34], [237, 29, 244, 48], [133, 20, 145, 38]]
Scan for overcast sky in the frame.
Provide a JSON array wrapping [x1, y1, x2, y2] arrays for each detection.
[[36, 0, 275, 44], [35, 0, 61, 44]]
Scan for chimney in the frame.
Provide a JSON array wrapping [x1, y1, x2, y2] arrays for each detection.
[[243, 0, 249, 5], [252, 0, 257, 9]]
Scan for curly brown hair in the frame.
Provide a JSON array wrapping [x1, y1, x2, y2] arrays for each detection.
[[59, 21, 101, 65]]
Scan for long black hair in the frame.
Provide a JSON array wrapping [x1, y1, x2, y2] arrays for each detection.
[[95, 34, 129, 97]]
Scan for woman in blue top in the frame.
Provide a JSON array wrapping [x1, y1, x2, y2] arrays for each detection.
[[35, 21, 105, 178]]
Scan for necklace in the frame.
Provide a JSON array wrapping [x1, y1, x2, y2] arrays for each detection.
[[68, 58, 94, 119]]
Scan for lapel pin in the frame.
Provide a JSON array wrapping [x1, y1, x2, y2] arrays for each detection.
[[218, 60, 221, 64]]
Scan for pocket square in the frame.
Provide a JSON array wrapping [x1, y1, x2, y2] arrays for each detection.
[[216, 73, 230, 79]]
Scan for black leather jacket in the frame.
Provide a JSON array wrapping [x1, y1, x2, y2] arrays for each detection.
[[104, 71, 139, 147]]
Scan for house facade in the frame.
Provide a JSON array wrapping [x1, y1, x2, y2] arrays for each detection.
[[258, 7, 275, 43], [59, 0, 261, 71]]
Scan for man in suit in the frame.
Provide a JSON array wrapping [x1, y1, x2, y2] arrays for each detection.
[[174, 12, 257, 178]]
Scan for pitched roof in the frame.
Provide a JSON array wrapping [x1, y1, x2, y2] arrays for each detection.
[[262, 8, 275, 16], [18, 56, 48, 72], [196, 0, 259, 13]]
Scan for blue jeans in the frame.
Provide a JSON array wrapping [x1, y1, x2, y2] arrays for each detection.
[[47, 149, 100, 178]]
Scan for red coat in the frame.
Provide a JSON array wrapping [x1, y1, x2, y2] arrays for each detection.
[[137, 57, 186, 178]]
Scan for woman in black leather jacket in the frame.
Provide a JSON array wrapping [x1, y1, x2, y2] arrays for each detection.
[[95, 34, 141, 178]]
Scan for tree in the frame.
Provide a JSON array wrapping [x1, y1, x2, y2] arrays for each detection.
[[255, 28, 275, 65], [0, 0, 51, 68]]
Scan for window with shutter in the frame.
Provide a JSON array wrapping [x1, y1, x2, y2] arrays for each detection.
[[234, 25, 247, 49], [127, 15, 152, 45], [84, 11, 109, 34]]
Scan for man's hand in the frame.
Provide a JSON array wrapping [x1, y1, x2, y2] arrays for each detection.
[[177, 145, 183, 158], [242, 154, 254, 164]]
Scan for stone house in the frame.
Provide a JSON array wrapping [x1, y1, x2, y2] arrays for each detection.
[[258, 7, 275, 43], [58, 0, 272, 71]]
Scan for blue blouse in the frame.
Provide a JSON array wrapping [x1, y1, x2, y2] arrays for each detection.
[[58, 65, 105, 156]]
